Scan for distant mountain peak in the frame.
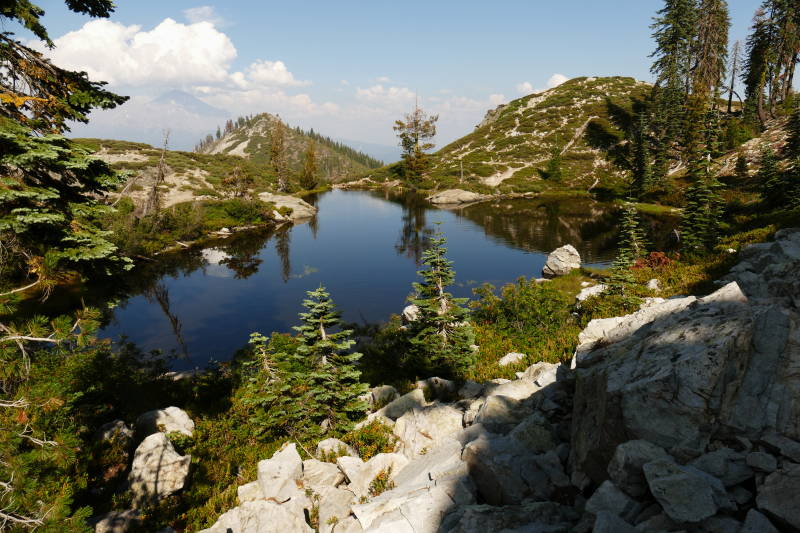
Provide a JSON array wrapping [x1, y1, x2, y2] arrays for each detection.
[[149, 90, 230, 119]]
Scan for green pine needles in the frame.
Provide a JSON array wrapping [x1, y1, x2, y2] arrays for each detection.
[[758, 146, 783, 207], [407, 220, 476, 375], [606, 202, 648, 305], [681, 108, 725, 251], [244, 286, 368, 441]]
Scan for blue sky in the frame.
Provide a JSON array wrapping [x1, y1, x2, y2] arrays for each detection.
[[28, 0, 762, 147]]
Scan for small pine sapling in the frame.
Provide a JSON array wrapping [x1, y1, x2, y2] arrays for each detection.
[[407, 220, 476, 376], [786, 101, 800, 159], [544, 136, 563, 182], [607, 201, 649, 304], [632, 112, 654, 197], [734, 151, 749, 179]]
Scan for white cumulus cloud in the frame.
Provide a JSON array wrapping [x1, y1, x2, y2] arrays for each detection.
[[516, 82, 533, 94], [35, 18, 236, 87], [183, 6, 229, 27], [244, 60, 311, 88], [355, 85, 415, 105], [33, 18, 309, 90], [375, 76, 392, 83]]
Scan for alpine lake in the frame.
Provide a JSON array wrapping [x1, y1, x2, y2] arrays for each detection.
[[27, 189, 679, 371]]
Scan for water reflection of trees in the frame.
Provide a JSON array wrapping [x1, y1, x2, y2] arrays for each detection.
[[219, 232, 269, 279], [142, 281, 189, 358], [275, 225, 292, 283], [393, 193, 434, 267]]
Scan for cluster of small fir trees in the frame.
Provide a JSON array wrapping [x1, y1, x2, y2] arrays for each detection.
[[243, 286, 369, 441]]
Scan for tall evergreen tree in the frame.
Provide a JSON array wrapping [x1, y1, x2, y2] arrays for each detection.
[[650, 0, 699, 92], [632, 112, 654, 196], [407, 220, 476, 375], [270, 116, 289, 191], [694, 0, 731, 97], [544, 136, 564, 182], [299, 139, 319, 191]]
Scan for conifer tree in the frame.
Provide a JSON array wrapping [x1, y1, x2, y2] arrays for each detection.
[[632, 112, 654, 196], [407, 220, 476, 375], [216, 126, 221, 140], [544, 137, 564, 182], [681, 136, 724, 250], [299, 139, 318, 191], [606, 201, 649, 303], [650, 0, 699, 92], [694, 0, 731, 97], [394, 96, 438, 185], [221, 163, 254, 197], [786, 100, 800, 159], [270, 116, 289, 191], [245, 287, 368, 440], [735, 151, 749, 179], [758, 145, 783, 206]]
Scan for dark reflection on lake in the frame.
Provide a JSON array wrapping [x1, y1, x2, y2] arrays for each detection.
[[37, 190, 677, 370]]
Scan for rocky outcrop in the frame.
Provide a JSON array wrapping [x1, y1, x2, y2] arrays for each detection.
[[427, 189, 488, 205], [127, 433, 192, 507], [136, 406, 195, 438], [541, 245, 581, 278], [192, 229, 800, 533], [257, 192, 318, 221]]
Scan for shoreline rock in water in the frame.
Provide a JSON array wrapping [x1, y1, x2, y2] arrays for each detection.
[[257, 192, 318, 221], [427, 189, 489, 206]]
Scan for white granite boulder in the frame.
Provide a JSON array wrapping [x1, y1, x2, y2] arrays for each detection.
[[542, 244, 581, 278], [136, 406, 195, 438], [127, 433, 191, 507], [257, 443, 304, 503]]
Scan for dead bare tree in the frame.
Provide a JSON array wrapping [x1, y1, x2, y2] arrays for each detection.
[[142, 129, 171, 217]]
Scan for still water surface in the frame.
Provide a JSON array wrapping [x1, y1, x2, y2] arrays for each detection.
[[88, 189, 671, 370]]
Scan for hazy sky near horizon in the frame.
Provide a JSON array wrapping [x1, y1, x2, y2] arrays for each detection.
[[27, 0, 762, 146]]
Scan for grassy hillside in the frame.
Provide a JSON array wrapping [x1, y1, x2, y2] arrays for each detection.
[[358, 76, 654, 194], [200, 112, 383, 180]]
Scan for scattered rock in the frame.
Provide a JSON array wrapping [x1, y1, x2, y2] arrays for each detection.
[[416, 377, 456, 400], [593, 510, 637, 533], [576, 284, 606, 304], [643, 458, 734, 523], [348, 453, 409, 498], [485, 380, 543, 402], [607, 440, 672, 497], [755, 462, 800, 532], [508, 412, 560, 454], [727, 484, 753, 505], [473, 395, 532, 435], [584, 480, 638, 520], [689, 447, 754, 487], [445, 501, 571, 533], [87, 510, 143, 533], [319, 488, 356, 533], [303, 458, 345, 488], [237, 481, 264, 503], [542, 244, 581, 278], [237, 499, 313, 533], [746, 451, 778, 473], [645, 279, 661, 291], [337, 456, 365, 483], [702, 514, 743, 533], [93, 419, 134, 443], [374, 389, 427, 420], [459, 379, 484, 399], [740, 509, 780, 533], [136, 406, 195, 438], [317, 438, 359, 459], [257, 442, 304, 503], [498, 352, 526, 366], [393, 403, 464, 459], [392, 440, 464, 488], [127, 433, 191, 507], [401, 305, 419, 325]]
